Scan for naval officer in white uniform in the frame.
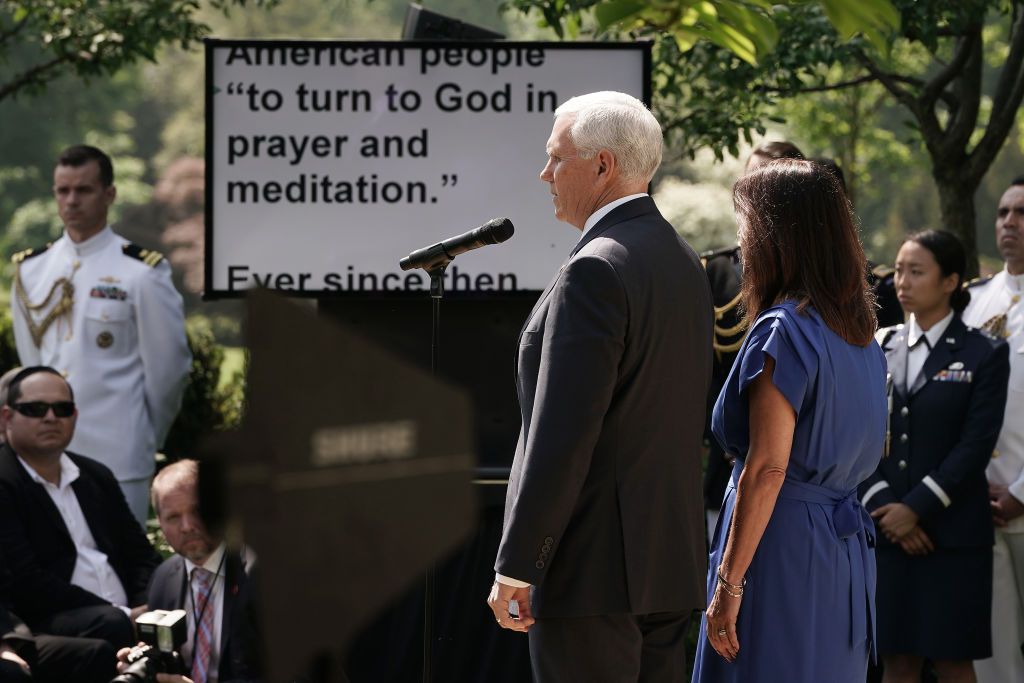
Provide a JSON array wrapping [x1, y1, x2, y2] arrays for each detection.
[[10, 145, 191, 525], [968, 176, 1024, 682]]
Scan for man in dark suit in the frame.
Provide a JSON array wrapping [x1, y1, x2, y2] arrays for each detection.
[[141, 459, 262, 683], [486, 91, 714, 681], [0, 366, 160, 650]]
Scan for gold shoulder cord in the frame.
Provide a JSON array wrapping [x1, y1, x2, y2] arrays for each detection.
[[713, 291, 749, 357], [14, 261, 79, 347]]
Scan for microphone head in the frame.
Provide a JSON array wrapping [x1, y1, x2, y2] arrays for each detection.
[[482, 217, 515, 244]]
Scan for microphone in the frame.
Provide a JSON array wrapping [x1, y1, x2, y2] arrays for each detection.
[[400, 218, 514, 272]]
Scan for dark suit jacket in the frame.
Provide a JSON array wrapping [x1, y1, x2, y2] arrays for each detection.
[[495, 196, 714, 618], [0, 444, 160, 626], [147, 550, 263, 683], [860, 316, 1009, 548]]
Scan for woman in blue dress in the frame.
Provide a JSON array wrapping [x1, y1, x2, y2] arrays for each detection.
[[864, 230, 1008, 682], [693, 159, 888, 682]]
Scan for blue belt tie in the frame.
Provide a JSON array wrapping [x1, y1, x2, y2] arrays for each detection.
[[730, 461, 876, 657]]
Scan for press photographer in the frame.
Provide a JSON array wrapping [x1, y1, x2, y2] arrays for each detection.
[[116, 459, 263, 683]]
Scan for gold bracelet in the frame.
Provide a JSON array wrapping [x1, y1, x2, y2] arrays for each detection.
[[717, 566, 746, 592], [719, 583, 744, 598]]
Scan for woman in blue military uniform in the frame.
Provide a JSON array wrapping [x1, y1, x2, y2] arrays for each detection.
[[863, 229, 1010, 682]]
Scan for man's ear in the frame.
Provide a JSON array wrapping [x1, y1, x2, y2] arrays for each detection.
[[596, 149, 616, 179]]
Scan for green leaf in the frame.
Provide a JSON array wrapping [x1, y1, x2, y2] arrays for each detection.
[[594, 0, 647, 29], [819, 0, 900, 53]]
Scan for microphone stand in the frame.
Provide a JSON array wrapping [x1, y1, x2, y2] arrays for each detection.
[[423, 262, 447, 683]]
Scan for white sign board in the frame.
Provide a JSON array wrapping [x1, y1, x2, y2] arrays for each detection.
[[205, 40, 650, 296]]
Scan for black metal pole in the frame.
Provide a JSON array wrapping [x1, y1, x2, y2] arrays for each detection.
[[423, 266, 445, 683]]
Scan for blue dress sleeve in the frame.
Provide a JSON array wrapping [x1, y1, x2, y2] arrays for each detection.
[[737, 312, 815, 417]]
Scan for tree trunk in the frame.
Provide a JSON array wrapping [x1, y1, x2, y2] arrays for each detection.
[[933, 172, 980, 278]]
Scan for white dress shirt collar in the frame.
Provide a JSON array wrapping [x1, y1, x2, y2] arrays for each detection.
[[907, 309, 955, 349], [18, 452, 79, 489], [581, 194, 648, 237], [66, 225, 114, 258]]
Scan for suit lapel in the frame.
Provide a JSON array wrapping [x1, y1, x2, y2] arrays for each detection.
[[1, 446, 71, 541], [910, 316, 965, 396]]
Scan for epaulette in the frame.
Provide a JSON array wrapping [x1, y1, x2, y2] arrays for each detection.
[[11, 243, 52, 264], [874, 323, 902, 346], [870, 263, 894, 279], [967, 324, 1002, 343], [965, 275, 993, 289], [122, 242, 165, 267]]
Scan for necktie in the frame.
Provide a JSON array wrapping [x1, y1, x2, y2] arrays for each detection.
[[191, 567, 215, 683]]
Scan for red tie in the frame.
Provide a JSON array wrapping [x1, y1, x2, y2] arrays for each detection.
[[191, 567, 215, 683]]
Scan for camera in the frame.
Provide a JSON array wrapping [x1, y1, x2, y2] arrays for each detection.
[[111, 609, 187, 682]]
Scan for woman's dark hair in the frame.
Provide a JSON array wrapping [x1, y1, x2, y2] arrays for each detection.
[[902, 229, 971, 313], [746, 140, 804, 171], [733, 158, 877, 346]]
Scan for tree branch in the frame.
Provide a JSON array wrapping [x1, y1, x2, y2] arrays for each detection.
[[939, 26, 983, 161], [920, 26, 980, 110], [968, 8, 1024, 183], [991, 7, 1024, 120], [0, 54, 69, 103], [857, 50, 946, 159], [757, 74, 877, 94]]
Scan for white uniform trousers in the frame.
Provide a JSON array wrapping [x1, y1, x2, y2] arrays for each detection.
[[975, 529, 1024, 681], [117, 476, 153, 529]]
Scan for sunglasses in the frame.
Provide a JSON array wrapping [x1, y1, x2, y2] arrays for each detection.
[[11, 401, 76, 418]]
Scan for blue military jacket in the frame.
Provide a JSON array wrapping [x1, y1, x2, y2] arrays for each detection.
[[860, 315, 1009, 549]]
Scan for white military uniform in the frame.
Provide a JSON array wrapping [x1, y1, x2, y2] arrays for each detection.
[[10, 226, 191, 523], [965, 267, 1024, 682]]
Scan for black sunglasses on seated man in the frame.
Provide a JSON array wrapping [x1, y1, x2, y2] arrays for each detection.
[[12, 400, 76, 418]]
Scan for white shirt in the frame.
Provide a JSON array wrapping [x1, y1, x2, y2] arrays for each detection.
[[17, 454, 129, 611], [963, 267, 1024, 528], [905, 310, 955, 389], [11, 226, 192, 480], [182, 543, 226, 683], [496, 194, 649, 590]]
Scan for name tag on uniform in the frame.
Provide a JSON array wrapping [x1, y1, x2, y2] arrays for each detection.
[[933, 369, 972, 383]]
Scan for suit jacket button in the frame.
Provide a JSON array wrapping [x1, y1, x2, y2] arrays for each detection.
[[899, 433, 909, 443], [540, 551, 548, 560], [900, 407, 909, 417], [535, 560, 545, 569], [544, 537, 554, 544], [898, 460, 907, 470]]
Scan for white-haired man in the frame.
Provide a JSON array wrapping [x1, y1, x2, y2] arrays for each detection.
[[486, 92, 713, 681]]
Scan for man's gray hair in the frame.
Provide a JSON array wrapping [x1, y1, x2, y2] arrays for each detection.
[[554, 91, 663, 183]]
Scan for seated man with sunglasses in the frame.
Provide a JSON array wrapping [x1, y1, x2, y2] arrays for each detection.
[[0, 366, 160, 651]]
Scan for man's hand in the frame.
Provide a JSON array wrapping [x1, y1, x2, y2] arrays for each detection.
[[991, 486, 1024, 527], [897, 526, 934, 556], [486, 582, 535, 633], [0, 644, 30, 673], [871, 502, 919, 542]]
